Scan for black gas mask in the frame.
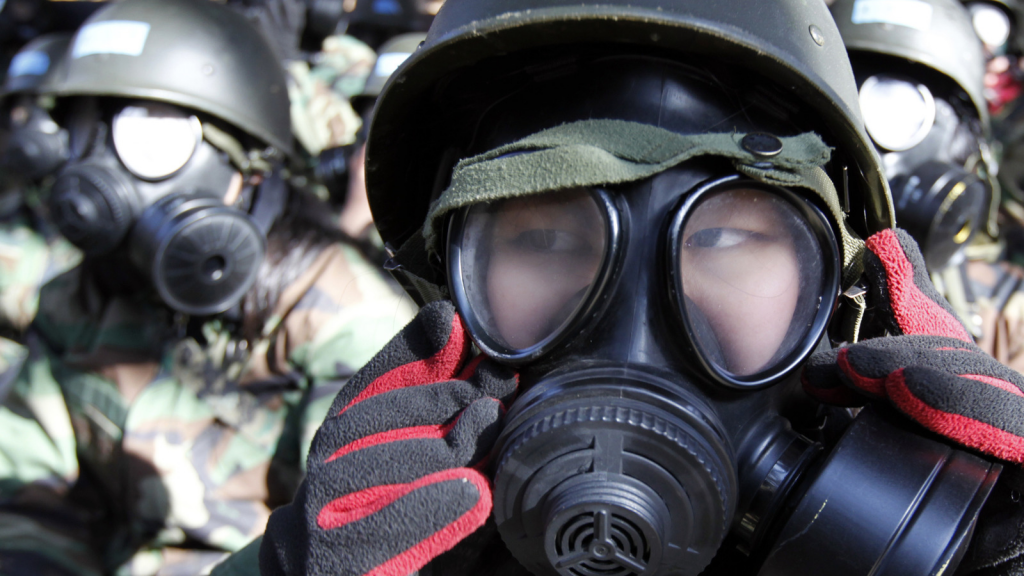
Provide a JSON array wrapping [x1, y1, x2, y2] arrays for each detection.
[[48, 99, 278, 316], [857, 71, 991, 272], [1, 95, 69, 183], [439, 59, 1000, 576]]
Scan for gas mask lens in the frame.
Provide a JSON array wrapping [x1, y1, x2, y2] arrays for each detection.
[[968, 2, 1012, 50], [859, 75, 936, 152], [673, 182, 833, 382], [452, 188, 613, 358], [112, 103, 202, 180]]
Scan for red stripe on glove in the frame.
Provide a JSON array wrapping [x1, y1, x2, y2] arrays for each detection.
[[316, 468, 492, 576], [865, 230, 972, 342], [364, 469, 492, 576], [838, 348, 886, 397], [324, 419, 459, 463], [962, 374, 1024, 398], [887, 370, 1024, 463], [341, 315, 471, 415]]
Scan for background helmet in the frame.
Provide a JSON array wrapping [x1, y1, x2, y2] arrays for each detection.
[[351, 31, 425, 114], [342, 0, 440, 47], [831, 0, 989, 127], [1, 32, 70, 97], [366, 0, 895, 284], [0, 32, 72, 181], [45, 0, 293, 158]]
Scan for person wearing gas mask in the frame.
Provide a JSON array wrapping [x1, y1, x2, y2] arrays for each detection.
[[255, 1, 1024, 575], [831, 1, 1006, 333], [0, 0, 415, 574], [316, 31, 426, 266], [0, 32, 81, 337]]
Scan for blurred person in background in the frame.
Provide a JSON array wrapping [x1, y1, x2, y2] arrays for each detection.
[[0, 0, 414, 574]]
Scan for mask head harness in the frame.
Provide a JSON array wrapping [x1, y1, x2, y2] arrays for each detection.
[[434, 60, 1000, 576], [48, 98, 284, 316]]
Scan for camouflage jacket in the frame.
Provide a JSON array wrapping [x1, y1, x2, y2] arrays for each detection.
[[0, 187, 82, 335], [287, 34, 376, 157], [0, 242, 416, 576]]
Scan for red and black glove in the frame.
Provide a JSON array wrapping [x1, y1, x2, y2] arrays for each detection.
[[803, 228, 1024, 464], [259, 300, 518, 576]]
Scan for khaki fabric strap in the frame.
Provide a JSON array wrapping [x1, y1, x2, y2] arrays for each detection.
[[425, 119, 865, 289]]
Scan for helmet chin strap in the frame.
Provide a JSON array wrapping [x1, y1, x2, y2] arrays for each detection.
[[249, 169, 288, 235]]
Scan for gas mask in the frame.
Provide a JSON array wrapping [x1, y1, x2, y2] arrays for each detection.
[[1, 95, 69, 183], [858, 72, 991, 272], [48, 99, 279, 316], [434, 60, 1001, 576]]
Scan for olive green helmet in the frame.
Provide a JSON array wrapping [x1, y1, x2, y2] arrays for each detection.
[[44, 0, 293, 158], [1, 32, 71, 98], [366, 0, 895, 258], [831, 0, 988, 126]]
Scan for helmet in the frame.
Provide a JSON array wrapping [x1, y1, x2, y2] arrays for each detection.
[[366, 0, 894, 268], [351, 31, 426, 112], [831, 0, 988, 126], [1, 32, 71, 98], [45, 0, 293, 157]]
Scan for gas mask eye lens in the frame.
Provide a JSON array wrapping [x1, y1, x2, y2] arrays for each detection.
[[112, 103, 202, 180], [450, 188, 614, 359], [673, 182, 834, 383], [859, 75, 936, 152], [968, 3, 1012, 49]]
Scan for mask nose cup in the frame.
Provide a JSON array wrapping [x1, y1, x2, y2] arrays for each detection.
[[492, 369, 737, 576]]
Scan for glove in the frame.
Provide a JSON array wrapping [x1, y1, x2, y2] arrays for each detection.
[[259, 300, 518, 576], [803, 228, 1024, 464]]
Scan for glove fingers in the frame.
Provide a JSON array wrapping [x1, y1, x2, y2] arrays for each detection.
[[312, 468, 492, 576], [328, 300, 471, 417], [803, 348, 866, 406], [313, 360, 517, 451], [839, 336, 1024, 393], [889, 366, 1024, 463], [315, 398, 505, 494], [864, 229, 972, 341]]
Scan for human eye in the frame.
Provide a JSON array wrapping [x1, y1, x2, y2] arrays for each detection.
[[685, 227, 765, 249]]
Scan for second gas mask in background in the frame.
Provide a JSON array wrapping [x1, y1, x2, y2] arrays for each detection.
[[49, 99, 279, 316], [832, 0, 994, 272]]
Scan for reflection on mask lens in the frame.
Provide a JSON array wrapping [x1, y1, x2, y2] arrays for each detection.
[[460, 189, 608, 351], [679, 188, 824, 377], [112, 103, 202, 180]]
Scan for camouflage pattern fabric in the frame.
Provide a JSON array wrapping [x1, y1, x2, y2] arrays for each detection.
[[0, 242, 416, 575], [287, 35, 376, 156], [0, 188, 82, 335], [932, 239, 1024, 372]]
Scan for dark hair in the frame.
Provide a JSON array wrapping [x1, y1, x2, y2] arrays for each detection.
[[240, 185, 356, 342]]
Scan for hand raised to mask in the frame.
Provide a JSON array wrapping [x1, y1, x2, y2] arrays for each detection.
[[259, 300, 518, 576], [803, 228, 1024, 464]]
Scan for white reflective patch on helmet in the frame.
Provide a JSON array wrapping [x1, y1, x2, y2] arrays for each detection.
[[859, 75, 936, 152], [852, 0, 934, 31], [112, 103, 202, 180], [9, 51, 49, 77], [374, 52, 413, 79], [72, 20, 151, 58]]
